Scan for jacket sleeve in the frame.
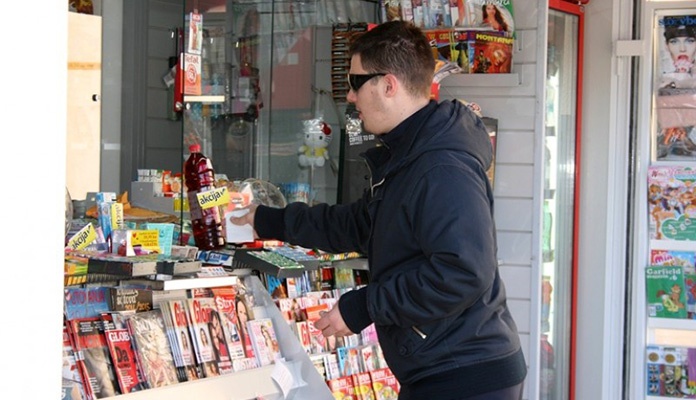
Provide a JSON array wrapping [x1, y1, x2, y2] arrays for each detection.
[[254, 198, 372, 254]]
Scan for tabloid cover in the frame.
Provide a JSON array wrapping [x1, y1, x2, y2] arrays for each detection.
[[246, 318, 282, 366], [66, 317, 120, 399], [304, 303, 330, 354], [165, 299, 201, 381], [126, 310, 179, 388], [210, 286, 246, 360], [101, 314, 146, 394], [62, 325, 87, 400], [186, 298, 224, 377]]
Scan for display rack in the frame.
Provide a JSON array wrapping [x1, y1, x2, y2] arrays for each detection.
[[101, 274, 333, 400]]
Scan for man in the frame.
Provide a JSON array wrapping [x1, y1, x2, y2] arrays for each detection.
[[232, 20, 526, 399]]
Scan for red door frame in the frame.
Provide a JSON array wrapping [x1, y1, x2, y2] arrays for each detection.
[[547, 1, 584, 400]]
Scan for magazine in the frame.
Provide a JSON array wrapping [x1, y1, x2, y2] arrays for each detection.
[[647, 165, 696, 241], [66, 318, 120, 399], [127, 310, 179, 388], [246, 318, 282, 366]]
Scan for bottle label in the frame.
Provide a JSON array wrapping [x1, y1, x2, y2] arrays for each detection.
[[196, 187, 229, 209]]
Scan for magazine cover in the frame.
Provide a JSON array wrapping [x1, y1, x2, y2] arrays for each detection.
[[465, 0, 515, 36], [62, 325, 87, 400], [654, 13, 696, 161], [353, 371, 377, 400], [165, 299, 201, 381], [469, 30, 514, 73], [304, 303, 330, 354], [101, 315, 146, 394], [370, 367, 401, 400], [127, 310, 179, 388], [64, 287, 111, 320], [647, 165, 696, 240], [646, 265, 688, 319], [247, 318, 281, 366], [326, 376, 357, 400], [66, 318, 120, 399], [185, 298, 223, 377], [210, 286, 246, 360]]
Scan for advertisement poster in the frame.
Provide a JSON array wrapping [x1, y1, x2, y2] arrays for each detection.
[[654, 13, 696, 161]]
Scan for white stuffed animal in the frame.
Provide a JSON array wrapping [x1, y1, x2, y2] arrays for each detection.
[[298, 118, 332, 168]]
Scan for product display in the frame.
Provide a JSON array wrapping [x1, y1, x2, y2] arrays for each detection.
[[184, 144, 225, 251]]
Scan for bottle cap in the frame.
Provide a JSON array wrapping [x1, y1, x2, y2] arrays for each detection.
[[189, 144, 201, 153]]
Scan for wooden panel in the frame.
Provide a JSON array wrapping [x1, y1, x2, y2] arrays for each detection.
[[67, 12, 102, 200]]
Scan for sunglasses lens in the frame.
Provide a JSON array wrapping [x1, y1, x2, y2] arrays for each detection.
[[348, 73, 386, 92]]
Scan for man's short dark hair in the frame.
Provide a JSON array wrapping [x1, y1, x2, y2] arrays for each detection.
[[349, 21, 435, 98]]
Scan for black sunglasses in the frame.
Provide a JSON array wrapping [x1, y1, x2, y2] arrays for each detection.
[[347, 73, 387, 92]]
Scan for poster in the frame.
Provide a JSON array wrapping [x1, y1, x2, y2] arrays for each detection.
[[654, 13, 696, 161]]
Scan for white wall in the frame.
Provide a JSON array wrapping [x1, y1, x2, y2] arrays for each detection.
[[3, 0, 66, 397]]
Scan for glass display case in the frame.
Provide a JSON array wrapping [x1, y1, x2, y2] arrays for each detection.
[[181, 0, 377, 206]]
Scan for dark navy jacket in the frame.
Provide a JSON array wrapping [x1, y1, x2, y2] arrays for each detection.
[[256, 100, 526, 397]]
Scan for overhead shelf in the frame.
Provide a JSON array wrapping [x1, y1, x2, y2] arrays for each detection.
[[440, 73, 521, 87]]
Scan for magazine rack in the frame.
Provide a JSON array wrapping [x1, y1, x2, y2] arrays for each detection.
[[104, 274, 332, 400]]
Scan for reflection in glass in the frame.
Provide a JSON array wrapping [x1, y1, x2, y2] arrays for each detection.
[[542, 8, 579, 400]]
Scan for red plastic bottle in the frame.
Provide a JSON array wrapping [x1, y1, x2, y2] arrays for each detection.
[[184, 144, 225, 250]]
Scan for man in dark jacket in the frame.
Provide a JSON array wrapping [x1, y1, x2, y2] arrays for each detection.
[[233, 20, 526, 399]]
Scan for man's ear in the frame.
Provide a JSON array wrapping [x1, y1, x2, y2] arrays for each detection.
[[383, 74, 398, 97]]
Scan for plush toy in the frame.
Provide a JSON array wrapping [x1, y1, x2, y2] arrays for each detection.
[[298, 118, 332, 168]]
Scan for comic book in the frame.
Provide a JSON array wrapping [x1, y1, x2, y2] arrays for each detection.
[[101, 314, 146, 394], [468, 29, 513, 74], [650, 249, 696, 319], [646, 265, 688, 319], [210, 286, 246, 360], [425, 29, 456, 65], [126, 310, 179, 388], [647, 165, 696, 241], [165, 299, 202, 381], [247, 318, 282, 366], [185, 298, 223, 377], [66, 317, 120, 399]]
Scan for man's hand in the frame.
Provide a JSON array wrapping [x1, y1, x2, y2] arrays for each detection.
[[229, 203, 259, 239], [313, 303, 354, 338]]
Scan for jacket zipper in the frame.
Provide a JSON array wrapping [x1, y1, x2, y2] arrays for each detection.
[[370, 177, 385, 198], [412, 326, 427, 339]]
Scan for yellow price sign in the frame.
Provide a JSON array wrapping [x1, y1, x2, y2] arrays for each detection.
[[196, 186, 229, 209]]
